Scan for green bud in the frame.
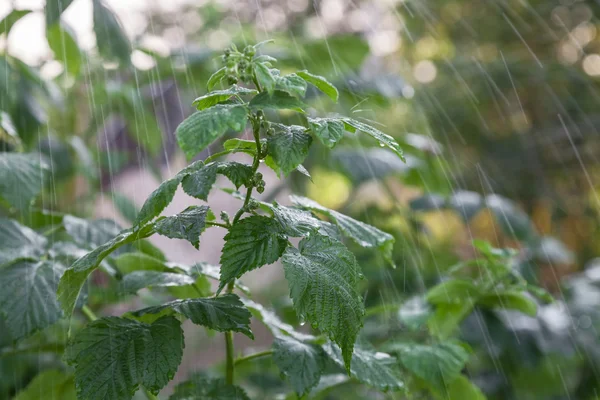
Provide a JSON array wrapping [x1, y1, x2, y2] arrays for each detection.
[[244, 45, 256, 57], [255, 172, 263, 180], [256, 186, 265, 194], [227, 75, 238, 85]]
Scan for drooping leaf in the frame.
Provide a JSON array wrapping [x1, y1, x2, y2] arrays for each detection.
[[0, 153, 48, 209], [0, 260, 65, 340], [249, 90, 306, 112], [193, 85, 258, 110], [46, 22, 81, 77], [341, 118, 404, 161], [132, 294, 253, 338], [217, 162, 254, 189], [291, 195, 395, 265], [92, 0, 130, 65], [219, 216, 288, 292], [154, 205, 210, 249], [253, 61, 276, 93], [282, 234, 364, 370], [308, 117, 345, 148], [426, 280, 480, 305], [273, 336, 327, 396], [386, 341, 470, 391], [297, 70, 339, 102], [478, 291, 537, 316], [0, 10, 31, 36], [176, 104, 248, 159], [14, 369, 76, 400], [275, 73, 307, 97], [65, 316, 184, 400], [170, 376, 250, 400], [269, 203, 321, 237], [135, 177, 181, 227], [121, 271, 197, 293], [0, 218, 47, 265], [45, 0, 75, 26], [267, 125, 312, 176], [323, 342, 404, 391]]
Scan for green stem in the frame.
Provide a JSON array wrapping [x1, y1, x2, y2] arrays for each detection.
[[234, 349, 273, 366], [143, 388, 160, 400], [206, 221, 230, 229], [224, 329, 235, 384], [81, 305, 98, 321]]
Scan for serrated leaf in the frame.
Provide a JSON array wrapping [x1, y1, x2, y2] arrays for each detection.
[[386, 341, 470, 391], [323, 342, 404, 391], [217, 162, 254, 189], [273, 336, 327, 396], [249, 90, 306, 111], [65, 316, 184, 400], [193, 85, 258, 110], [0, 10, 31, 36], [135, 177, 181, 227], [155, 205, 209, 249], [308, 117, 345, 148], [269, 203, 321, 237], [121, 271, 197, 293], [426, 280, 480, 305], [342, 118, 404, 161], [46, 22, 81, 77], [170, 376, 250, 400], [478, 291, 537, 316], [0, 153, 48, 209], [297, 70, 339, 102], [46, 0, 75, 26], [14, 369, 76, 400], [132, 294, 253, 338], [181, 162, 218, 201], [282, 234, 364, 370], [207, 67, 227, 90], [0, 260, 65, 340], [254, 61, 276, 93], [275, 73, 307, 97], [291, 195, 395, 265], [267, 125, 312, 176], [92, 0, 130, 65], [219, 216, 288, 292], [176, 104, 248, 159], [0, 218, 47, 265]]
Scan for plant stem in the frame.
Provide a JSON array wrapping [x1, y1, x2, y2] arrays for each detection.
[[81, 305, 98, 321], [206, 221, 230, 229], [143, 388, 160, 400], [233, 349, 273, 366]]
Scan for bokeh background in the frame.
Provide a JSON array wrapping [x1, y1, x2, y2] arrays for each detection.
[[3, 0, 600, 399]]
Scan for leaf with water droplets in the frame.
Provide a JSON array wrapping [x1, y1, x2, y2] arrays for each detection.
[[193, 85, 258, 110], [267, 125, 312, 176], [154, 205, 210, 249], [297, 70, 339, 102], [273, 336, 327, 396], [308, 117, 345, 148], [249, 90, 306, 112], [341, 117, 404, 161]]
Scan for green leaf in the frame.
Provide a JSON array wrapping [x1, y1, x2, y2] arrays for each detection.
[[426, 280, 480, 305], [478, 291, 537, 316], [207, 67, 227, 90], [65, 316, 184, 400], [282, 233, 364, 370], [386, 341, 470, 391], [114, 252, 170, 275], [249, 90, 306, 112], [291, 195, 395, 265], [297, 70, 339, 102], [111, 192, 139, 223], [155, 205, 210, 249], [121, 271, 197, 293], [92, 0, 130, 65], [180, 161, 217, 201], [219, 216, 288, 292], [323, 342, 404, 391], [267, 125, 312, 176], [193, 85, 258, 110], [0, 153, 48, 209], [176, 104, 248, 159], [308, 117, 345, 148], [170, 376, 250, 400], [435, 375, 486, 400], [217, 162, 254, 189], [0, 10, 31, 36], [46, 0, 75, 26], [254, 61, 276, 93], [273, 336, 327, 396], [135, 177, 181, 227], [275, 73, 307, 97], [0, 218, 47, 265], [270, 203, 322, 237], [427, 303, 474, 340], [46, 22, 81, 77], [223, 138, 259, 155], [342, 118, 404, 161], [132, 294, 253, 338], [398, 296, 433, 331], [14, 369, 76, 400], [0, 260, 65, 340]]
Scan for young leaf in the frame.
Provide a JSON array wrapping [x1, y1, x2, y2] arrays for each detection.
[[0, 260, 65, 340], [121, 271, 197, 293], [273, 336, 328, 396], [132, 294, 253, 338], [297, 70, 339, 102], [192, 85, 258, 111], [135, 177, 181, 227], [154, 205, 210, 249], [275, 73, 307, 97], [253, 61, 276, 93], [14, 369, 76, 400], [282, 233, 364, 370], [342, 118, 404, 161], [176, 104, 248, 160], [219, 216, 288, 292], [170, 376, 250, 400], [0, 218, 47, 265], [478, 291, 537, 316], [267, 125, 312, 176], [249, 90, 306, 112], [207, 67, 227, 90], [0, 153, 48, 209], [308, 117, 345, 148], [46, 0, 75, 26], [65, 316, 184, 400], [92, 0, 131, 65], [426, 280, 480, 305], [386, 341, 470, 391], [323, 342, 404, 391]]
